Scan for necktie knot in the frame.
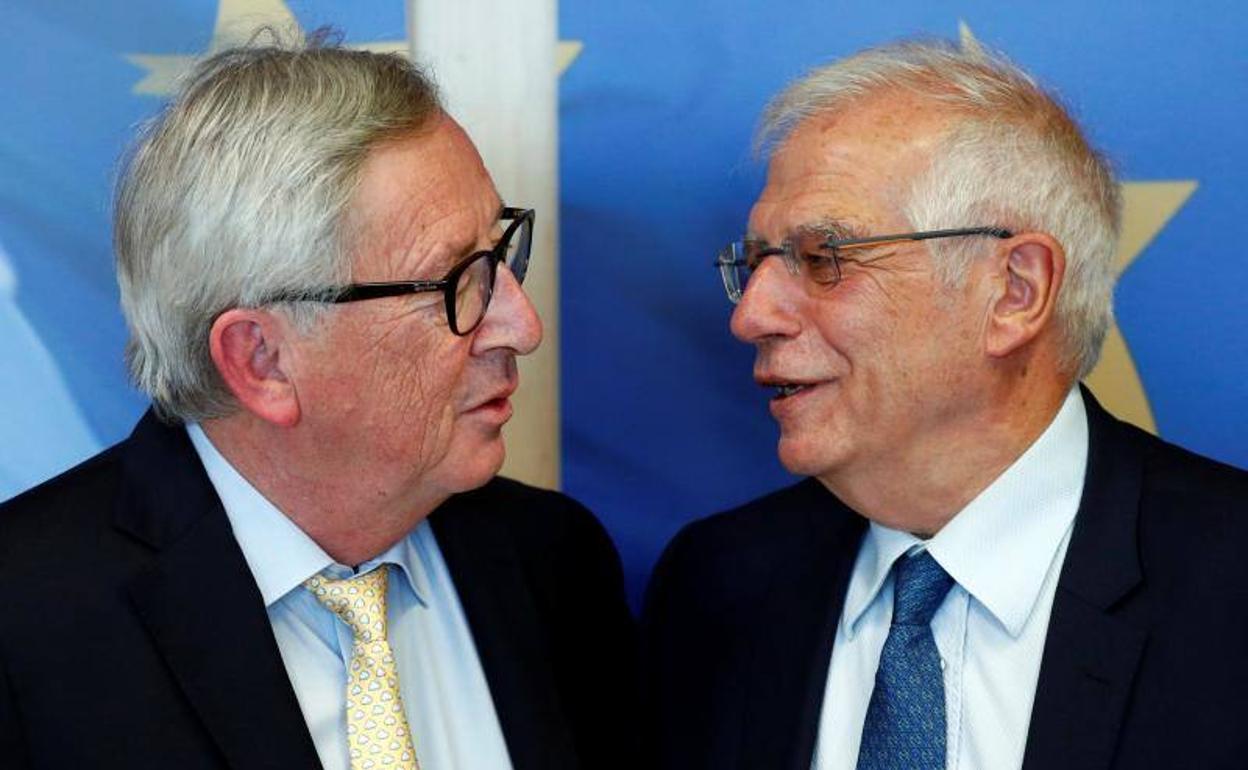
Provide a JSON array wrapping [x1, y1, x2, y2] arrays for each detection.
[[891, 551, 953, 627], [304, 564, 390, 644], [302, 564, 419, 768]]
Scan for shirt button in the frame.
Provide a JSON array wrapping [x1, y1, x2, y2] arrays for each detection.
[[939, 658, 946, 671]]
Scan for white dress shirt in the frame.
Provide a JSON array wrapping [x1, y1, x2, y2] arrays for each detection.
[[187, 425, 514, 770], [812, 388, 1089, 770]]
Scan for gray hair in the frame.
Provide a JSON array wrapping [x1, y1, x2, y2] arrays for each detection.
[[758, 39, 1121, 379], [114, 32, 441, 422]]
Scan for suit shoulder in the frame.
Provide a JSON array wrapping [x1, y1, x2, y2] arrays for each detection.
[[459, 475, 597, 526], [647, 478, 850, 607], [1118, 424, 1248, 557], [666, 477, 839, 561], [1108, 419, 1248, 522], [442, 476, 615, 556], [0, 444, 124, 567], [1133, 425, 1248, 502]]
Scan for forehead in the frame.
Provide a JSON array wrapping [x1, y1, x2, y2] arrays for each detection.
[[749, 92, 951, 238], [349, 115, 500, 279]]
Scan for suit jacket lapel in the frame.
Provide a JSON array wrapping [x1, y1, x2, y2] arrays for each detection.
[[1022, 388, 1148, 770], [116, 413, 321, 770], [739, 480, 867, 770], [431, 489, 579, 770]]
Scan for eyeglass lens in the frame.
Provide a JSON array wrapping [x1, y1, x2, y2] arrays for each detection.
[[453, 254, 495, 334], [720, 239, 830, 305], [718, 242, 748, 303], [506, 215, 533, 284], [451, 214, 533, 334]]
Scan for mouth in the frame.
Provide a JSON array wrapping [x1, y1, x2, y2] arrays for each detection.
[[466, 383, 518, 416], [758, 377, 823, 401], [773, 383, 815, 400]]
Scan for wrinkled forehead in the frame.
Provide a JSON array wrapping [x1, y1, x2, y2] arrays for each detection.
[[348, 117, 502, 279]]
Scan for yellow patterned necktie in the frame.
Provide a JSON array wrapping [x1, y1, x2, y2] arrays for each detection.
[[304, 564, 420, 770]]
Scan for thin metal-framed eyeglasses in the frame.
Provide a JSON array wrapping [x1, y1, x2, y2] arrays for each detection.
[[713, 226, 1012, 304], [267, 207, 534, 335]]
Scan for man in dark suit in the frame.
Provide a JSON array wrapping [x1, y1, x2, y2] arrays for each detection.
[[645, 39, 1248, 770], [0, 39, 636, 770]]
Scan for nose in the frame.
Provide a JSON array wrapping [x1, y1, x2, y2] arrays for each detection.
[[729, 256, 802, 344], [472, 264, 542, 356]]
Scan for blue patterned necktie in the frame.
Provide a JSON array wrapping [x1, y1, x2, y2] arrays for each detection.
[[856, 550, 955, 770]]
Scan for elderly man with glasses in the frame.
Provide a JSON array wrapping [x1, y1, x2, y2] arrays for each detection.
[[0, 39, 637, 770], [644, 39, 1248, 770]]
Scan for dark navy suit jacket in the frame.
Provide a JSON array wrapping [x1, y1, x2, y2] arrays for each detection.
[[0, 411, 640, 769], [643, 389, 1248, 769]]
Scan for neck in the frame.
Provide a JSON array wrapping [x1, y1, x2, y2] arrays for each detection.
[[201, 414, 446, 566], [823, 378, 1073, 537]]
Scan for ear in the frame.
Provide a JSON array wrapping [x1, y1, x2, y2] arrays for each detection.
[[984, 233, 1066, 360], [208, 308, 301, 427]]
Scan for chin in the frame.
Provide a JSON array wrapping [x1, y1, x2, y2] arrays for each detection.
[[441, 438, 507, 493], [777, 434, 845, 479]]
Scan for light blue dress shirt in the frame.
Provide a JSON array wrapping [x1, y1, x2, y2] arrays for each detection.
[[187, 424, 514, 770], [812, 388, 1089, 770]]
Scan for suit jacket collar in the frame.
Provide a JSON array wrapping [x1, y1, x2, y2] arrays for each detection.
[[114, 411, 323, 769], [1022, 386, 1148, 770], [1047, 386, 1144, 608]]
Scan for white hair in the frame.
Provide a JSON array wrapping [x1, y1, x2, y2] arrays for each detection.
[[114, 32, 441, 422], [758, 40, 1121, 378]]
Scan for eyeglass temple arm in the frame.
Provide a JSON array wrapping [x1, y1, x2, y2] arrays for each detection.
[[830, 227, 1013, 249], [331, 280, 444, 302]]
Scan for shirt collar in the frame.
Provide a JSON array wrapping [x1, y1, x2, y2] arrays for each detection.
[[185, 424, 431, 608], [841, 524, 926, 640], [842, 388, 1088, 639]]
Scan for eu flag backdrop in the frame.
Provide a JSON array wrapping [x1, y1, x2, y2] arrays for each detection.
[[1, 1, 1244, 606]]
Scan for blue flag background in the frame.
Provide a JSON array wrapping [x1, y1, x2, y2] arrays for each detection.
[[1, 1, 1244, 606]]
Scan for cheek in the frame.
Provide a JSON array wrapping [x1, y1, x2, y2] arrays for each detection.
[[363, 325, 473, 458], [809, 289, 925, 414], [809, 291, 885, 379], [397, 339, 471, 427], [880, 301, 980, 413]]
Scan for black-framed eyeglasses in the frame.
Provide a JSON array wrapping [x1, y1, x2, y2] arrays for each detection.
[[268, 207, 534, 335], [713, 226, 1012, 304]]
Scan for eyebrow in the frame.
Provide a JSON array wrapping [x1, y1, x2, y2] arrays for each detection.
[[798, 218, 869, 240]]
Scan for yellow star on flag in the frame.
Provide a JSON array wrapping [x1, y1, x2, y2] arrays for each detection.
[[1086, 182, 1197, 433]]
